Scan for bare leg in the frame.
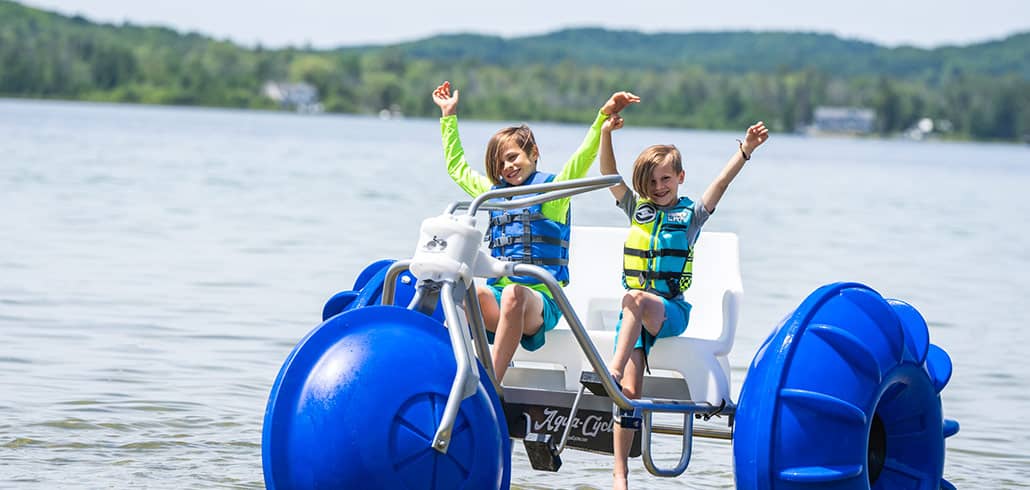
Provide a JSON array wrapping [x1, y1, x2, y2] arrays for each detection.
[[611, 291, 666, 490], [491, 284, 544, 382], [610, 290, 666, 380], [613, 349, 646, 490], [476, 286, 500, 332]]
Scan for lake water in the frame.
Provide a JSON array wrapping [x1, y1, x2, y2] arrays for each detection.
[[1, 98, 1028, 488]]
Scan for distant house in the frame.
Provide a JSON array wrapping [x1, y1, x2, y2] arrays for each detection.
[[262, 81, 323, 113], [808, 106, 875, 135]]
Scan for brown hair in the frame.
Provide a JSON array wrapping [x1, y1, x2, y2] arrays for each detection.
[[631, 144, 683, 200], [484, 125, 538, 184]]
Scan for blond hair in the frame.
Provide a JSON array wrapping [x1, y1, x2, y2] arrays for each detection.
[[631, 144, 683, 200], [484, 125, 538, 184]]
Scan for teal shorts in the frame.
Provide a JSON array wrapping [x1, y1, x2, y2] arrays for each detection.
[[614, 295, 692, 356], [484, 284, 562, 352]]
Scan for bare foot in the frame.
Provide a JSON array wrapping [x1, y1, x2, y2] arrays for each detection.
[[613, 473, 628, 490]]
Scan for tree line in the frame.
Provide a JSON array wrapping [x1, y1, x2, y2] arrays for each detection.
[[1, 0, 1027, 141]]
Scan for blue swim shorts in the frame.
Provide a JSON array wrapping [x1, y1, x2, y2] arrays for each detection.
[[614, 295, 692, 356], [484, 284, 562, 352]]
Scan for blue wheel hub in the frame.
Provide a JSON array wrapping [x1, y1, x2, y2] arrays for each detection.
[[733, 282, 957, 489]]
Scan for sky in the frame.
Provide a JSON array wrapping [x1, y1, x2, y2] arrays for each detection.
[[22, 0, 1030, 49]]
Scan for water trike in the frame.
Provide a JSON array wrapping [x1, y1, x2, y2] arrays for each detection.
[[261, 176, 958, 489]]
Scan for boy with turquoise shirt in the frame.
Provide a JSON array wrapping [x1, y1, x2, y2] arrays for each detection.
[[600, 111, 768, 490]]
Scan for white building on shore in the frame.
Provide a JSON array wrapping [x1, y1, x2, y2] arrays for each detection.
[[806, 106, 876, 135], [262, 81, 323, 113]]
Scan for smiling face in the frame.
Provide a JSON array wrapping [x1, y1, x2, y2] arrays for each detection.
[[485, 125, 539, 185], [631, 144, 684, 207], [647, 162, 684, 207], [496, 140, 538, 185]]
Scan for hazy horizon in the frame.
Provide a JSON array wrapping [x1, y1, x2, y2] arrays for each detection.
[[20, 0, 1030, 50]]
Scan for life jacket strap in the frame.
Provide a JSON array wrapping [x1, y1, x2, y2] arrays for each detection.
[[500, 256, 569, 266], [489, 211, 547, 227], [624, 268, 683, 281], [625, 269, 689, 299], [623, 246, 691, 259], [490, 234, 570, 249]]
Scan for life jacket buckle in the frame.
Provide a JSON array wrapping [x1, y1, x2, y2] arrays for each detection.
[[490, 235, 515, 248], [491, 214, 513, 226]]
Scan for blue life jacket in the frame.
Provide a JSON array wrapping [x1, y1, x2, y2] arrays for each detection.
[[486, 171, 571, 286]]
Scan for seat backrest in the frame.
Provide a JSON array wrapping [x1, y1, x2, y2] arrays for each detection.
[[563, 226, 741, 348], [682, 231, 742, 346], [560, 226, 624, 332]]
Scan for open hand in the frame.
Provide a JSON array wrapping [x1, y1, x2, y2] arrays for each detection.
[[743, 121, 770, 153], [432, 81, 459, 116], [602, 91, 641, 115]]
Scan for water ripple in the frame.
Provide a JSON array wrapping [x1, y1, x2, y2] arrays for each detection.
[[3, 437, 44, 448], [0, 356, 32, 364]]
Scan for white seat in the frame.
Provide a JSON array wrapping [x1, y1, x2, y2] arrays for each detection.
[[509, 226, 742, 406]]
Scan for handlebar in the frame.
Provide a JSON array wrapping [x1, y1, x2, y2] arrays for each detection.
[[443, 175, 623, 215]]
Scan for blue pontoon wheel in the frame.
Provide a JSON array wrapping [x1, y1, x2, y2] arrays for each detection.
[[733, 282, 957, 489], [262, 305, 510, 489], [322, 259, 444, 323]]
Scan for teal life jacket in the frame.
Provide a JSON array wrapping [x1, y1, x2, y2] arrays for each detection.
[[622, 197, 694, 298], [487, 171, 571, 286]]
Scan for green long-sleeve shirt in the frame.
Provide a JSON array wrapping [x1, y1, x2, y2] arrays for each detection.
[[439, 111, 609, 292], [440, 111, 608, 223]]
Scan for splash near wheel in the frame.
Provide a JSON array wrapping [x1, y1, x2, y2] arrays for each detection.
[[733, 282, 957, 489], [262, 305, 510, 489]]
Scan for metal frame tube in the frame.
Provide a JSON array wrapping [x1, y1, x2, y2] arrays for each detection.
[[555, 385, 587, 454], [383, 261, 500, 392], [381, 260, 412, 306], [463, 282, 500, 394], [461, 175, 623, 216], [431, 281, 481, 453], [651, 422, 732, 441], [642, 412, 694, 477]]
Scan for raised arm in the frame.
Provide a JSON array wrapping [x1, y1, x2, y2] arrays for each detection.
[[555, 91, 640, 181], [701, 121, 769, 213], [554, 91, 640, 183], [600, 114, 630, 201], [432, 81, 459, 117], [432, 80, 492, 197]]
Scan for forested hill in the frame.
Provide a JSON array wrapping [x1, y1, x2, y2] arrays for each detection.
[[2, 0, 1028, 141], [381, 29, 1030, 80]]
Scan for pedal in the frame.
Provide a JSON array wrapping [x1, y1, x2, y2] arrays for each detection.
[[579, 371, 617, 397], [617, 407, 642, 430], [523, 432, 562, 472]]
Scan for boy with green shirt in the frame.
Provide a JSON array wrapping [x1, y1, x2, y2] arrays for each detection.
[[432, 80, 639, 383]]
